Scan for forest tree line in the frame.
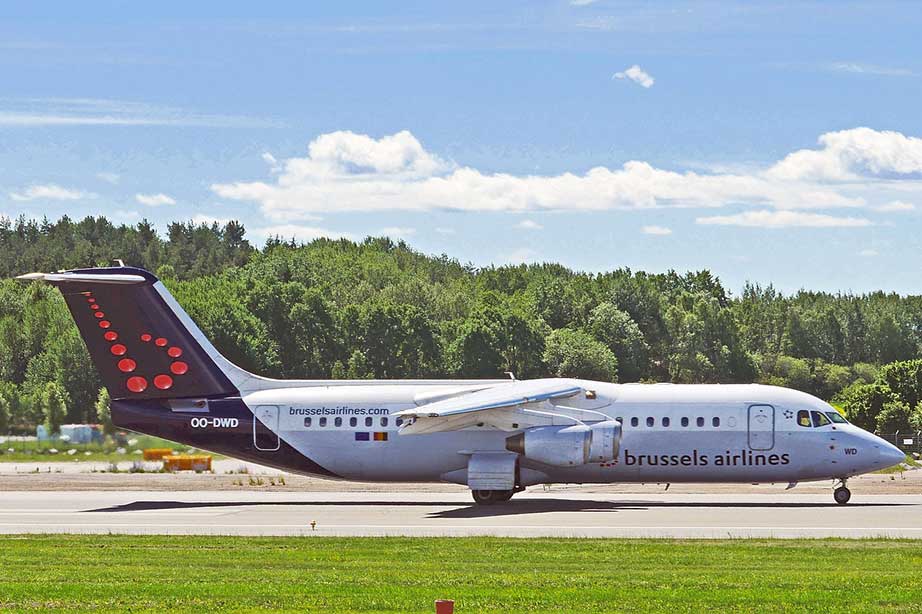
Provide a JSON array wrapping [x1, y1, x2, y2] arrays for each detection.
[[0, 214, 921, 436]]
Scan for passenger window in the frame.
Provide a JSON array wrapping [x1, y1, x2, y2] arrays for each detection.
[[365, 417, 373, 427], [696, 417, 704, 427], [797, 410, 811, 427], [334, 417, 342, 427], [304, 417, 312, 428], [646, 417, 654, 427], [631, 417, 639, 427], [396, 418, 403, 427], [712, 417, 720, 427], [662, 417, 670, 427], [681, 417, 689, 427], [319, 417, 327, 427], [825, 411, 847, 424], [349, 417, 357, 427], [812, 411, 831, 427], [616, 417, 623, 425], [381, 417, 389, 427]]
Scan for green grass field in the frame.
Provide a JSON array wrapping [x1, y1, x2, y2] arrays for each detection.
[[1, 536, 921, 613]]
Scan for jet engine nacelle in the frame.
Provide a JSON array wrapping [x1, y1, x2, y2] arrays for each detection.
[[505, 420, 621, 467]]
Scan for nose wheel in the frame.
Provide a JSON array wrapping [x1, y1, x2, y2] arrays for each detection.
[[833, 481, 851, 505]]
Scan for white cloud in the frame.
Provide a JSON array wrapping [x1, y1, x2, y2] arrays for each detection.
[[767, 127, 922, 182], [642, 225, 672, 235], [435, 227, 455, 235], [570, 0, 599, 5], [9, 184, 93, 201], [135, 193, 176, 206], [827, 62, 913, 77], [875, 200, 915, 212], [516, 219, 544, 230], [380, 226, 416, 239], [0, 97, 273, 128], [250, 224, 355, 244], [696, 210, 872, 228], [211, 127, 922, 221], [96, 172, 120, 184], [613, 65, 655, 88], [858, 248, 879, 257]]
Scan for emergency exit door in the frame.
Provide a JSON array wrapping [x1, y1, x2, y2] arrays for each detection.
[[748, 404, 775, 451], [253, 405, 280, 451]]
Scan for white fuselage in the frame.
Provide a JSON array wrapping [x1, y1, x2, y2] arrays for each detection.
[[237, 380, 904, 486]]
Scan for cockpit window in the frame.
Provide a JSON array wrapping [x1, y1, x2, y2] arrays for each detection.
[[811, 411, 831, 427], [797, 410, 811, 427], [825, 411, 848, 424]]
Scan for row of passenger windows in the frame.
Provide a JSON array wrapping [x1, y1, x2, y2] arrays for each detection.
[[618, 416, 721, 428], [797, 410, 847, 428], [304, 416, 402, 429]]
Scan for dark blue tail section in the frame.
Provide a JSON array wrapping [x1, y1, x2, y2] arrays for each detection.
[[39, 267, 239, 401]]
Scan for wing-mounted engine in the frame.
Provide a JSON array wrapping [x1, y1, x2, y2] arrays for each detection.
[[505, 420, 621, 466]]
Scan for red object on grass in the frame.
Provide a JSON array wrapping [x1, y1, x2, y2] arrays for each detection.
[[435, 600, 454, 614]]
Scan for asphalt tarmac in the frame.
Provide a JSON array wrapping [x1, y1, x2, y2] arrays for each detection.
[[2, 490, 921, 538]]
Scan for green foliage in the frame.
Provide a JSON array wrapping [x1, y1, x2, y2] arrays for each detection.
[[833, 383, 896, 431], [876, 400, 912, 433], [94, 387, 113, 435], [0, 391, 9, 434], [5, 215, 922, 430], [587, 302, 648, 382], [543, 328, 618, 382], [41, 381, 67, 434], [876, 359, 922, 409]]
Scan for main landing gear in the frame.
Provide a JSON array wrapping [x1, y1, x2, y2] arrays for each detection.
[[471, 489, 515, 505], [833, 480, 851, 505]]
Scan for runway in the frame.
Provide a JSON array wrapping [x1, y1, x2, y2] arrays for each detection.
[[2, 490, 921, 538]]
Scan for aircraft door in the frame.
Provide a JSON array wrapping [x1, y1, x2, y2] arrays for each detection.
[[748, 404, 774, 451], [253, 405, 281, 451]]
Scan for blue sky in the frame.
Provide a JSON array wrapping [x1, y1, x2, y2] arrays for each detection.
[[2, 1, 922, 293]]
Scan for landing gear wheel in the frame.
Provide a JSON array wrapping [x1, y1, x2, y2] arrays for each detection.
[[471, 489, 514, 505], [834, 486, 851, 505]]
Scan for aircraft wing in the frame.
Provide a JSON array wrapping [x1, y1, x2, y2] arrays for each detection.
[[394, 379, 593, 435]]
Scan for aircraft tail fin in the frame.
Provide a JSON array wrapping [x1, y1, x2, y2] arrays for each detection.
[[17, 266, 246, 400]]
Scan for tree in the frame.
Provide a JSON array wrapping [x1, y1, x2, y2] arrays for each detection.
[[910, 403, 922, 432], [543, 329, 618, 382], [665, 292, 755, 384], [587, 302, 649, 382], [448, 315, 504, 378], [345, 350, 372, 379], [876, 359, 922, 410], [833, 383, 898, 431], [42, 382, 67, 435], [0, 392, 9, 434], [94, 387, 113, 435], [876, 400, 912, 434]]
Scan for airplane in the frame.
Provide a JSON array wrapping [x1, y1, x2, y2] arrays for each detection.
[[18, 265, 906, 505]]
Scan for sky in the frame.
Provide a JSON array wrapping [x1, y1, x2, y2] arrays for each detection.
[[2, 1, 922, 294]]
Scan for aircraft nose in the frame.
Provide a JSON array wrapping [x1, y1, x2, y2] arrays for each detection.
[[872, 437, 905, 469]]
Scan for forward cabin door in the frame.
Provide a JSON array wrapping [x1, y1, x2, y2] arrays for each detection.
[[748, 404, 775, 451], [253, 405, 281, 451]]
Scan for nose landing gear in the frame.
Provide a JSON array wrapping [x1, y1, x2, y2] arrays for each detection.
[[833, 480, 851, 505]]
